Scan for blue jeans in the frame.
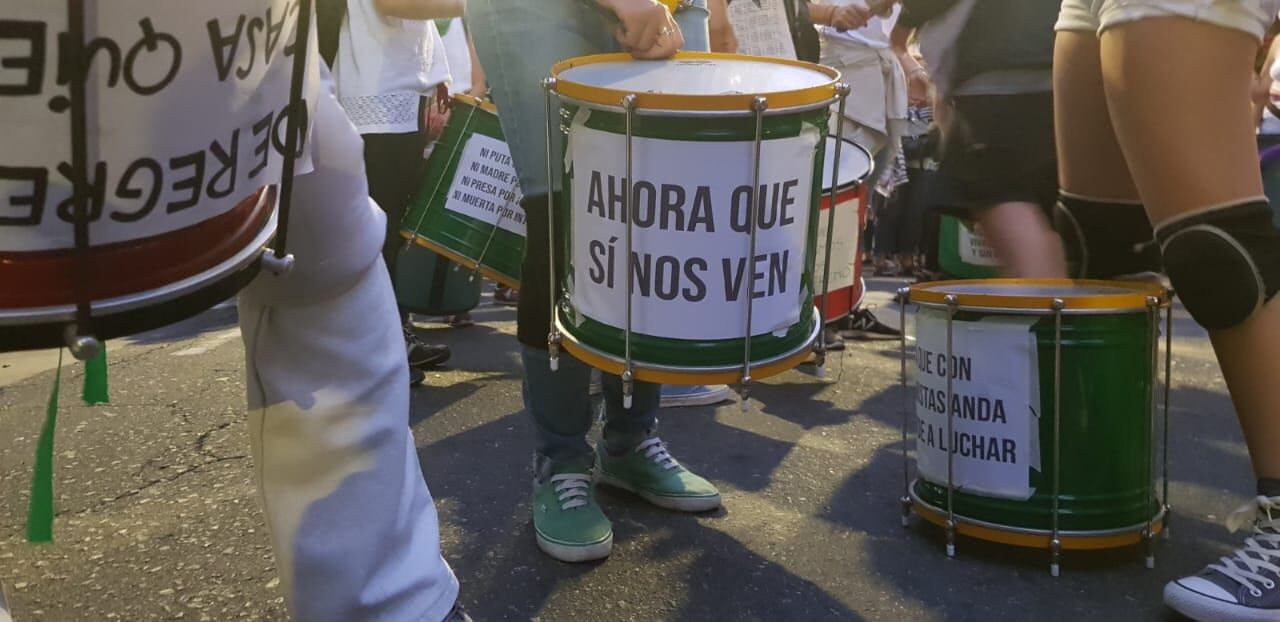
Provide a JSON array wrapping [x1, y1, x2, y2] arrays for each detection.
[[469, 0, 708, 468]]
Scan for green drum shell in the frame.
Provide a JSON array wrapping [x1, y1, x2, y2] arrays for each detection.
[[402, 100, 524, 288], [556, 105, 829, 368], [939, 215, 999, 280], [393, 243, 482, 316], [915, 309, 1158, 532]]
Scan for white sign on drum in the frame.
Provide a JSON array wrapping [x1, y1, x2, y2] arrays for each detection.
[[958, 220, 1000, 266], [814, 198, 860, 295], [442, 133, 525, 237], [569, 124, 818, 341], [0, 0, 320, 252], [914, 309, 1041, 500]]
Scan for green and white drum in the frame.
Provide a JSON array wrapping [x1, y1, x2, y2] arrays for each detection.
[[938, 215, 1000, 279], [401, 94, 525, 289], [545, 52, 846, 394], [899, 279, 1173, 574]]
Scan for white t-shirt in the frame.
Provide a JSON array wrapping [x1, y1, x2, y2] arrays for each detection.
[[438, 18, 472, 95], [821, 1, 899, 49], [333, 1, 451, 135]]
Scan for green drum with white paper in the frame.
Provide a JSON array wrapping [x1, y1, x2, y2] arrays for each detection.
[[549, 52, 842, 385]]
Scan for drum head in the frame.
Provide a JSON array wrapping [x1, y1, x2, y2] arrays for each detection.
[[821, 137, 872, 194], [552, 52, 838, 112], [910, 278, 1169, 312]]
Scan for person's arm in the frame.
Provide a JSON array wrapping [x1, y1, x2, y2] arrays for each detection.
[[593, 0, 684, 59], [465, 29, 488, 97], [373, 0, 465, 19], [890, 23, 930, 105], [808, 1, 872, 32], [708, 0, 739, 53]]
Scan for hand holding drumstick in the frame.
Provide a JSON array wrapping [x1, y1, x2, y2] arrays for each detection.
[[595, 0, 684, 59]]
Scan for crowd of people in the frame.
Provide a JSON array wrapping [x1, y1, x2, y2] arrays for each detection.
[[184, 0, 1280, 621]]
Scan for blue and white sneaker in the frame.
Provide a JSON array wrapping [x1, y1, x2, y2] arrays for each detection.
[[1165, 496, 1280, 621], [660, 384, 733, 408]]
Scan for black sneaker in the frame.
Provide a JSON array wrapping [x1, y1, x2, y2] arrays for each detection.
[[442, 602, 473, 622], [841, 308, 901, 341], [1165, 496, 1280, 621], [409, 366, 427, 387], [403, 323, 451, 369], [823, 327, 846, 351]]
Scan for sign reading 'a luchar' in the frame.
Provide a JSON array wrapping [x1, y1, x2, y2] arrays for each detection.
[[915, 309, 1041, 500], [569, 123, 818, 341], [0, 0, 319, 252]]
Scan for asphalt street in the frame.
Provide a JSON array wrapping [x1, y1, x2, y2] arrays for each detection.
[[0, 278, 1255, 621]]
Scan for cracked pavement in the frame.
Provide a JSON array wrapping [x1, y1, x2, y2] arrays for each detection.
[[0, 281, 1258, 621]]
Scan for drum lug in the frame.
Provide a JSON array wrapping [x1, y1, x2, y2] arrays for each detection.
[[260, 250, 295, 276], [621, 369, 634, 410], [547, 332, 561, 372], [1143, 528, 1156, 569], [899, 495, 912, 527], [1050, 538, 1062, 577], [63, 326, 102, 362], [944, 519, 956, 558]]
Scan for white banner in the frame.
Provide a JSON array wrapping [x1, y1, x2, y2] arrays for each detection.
[[442, 133, 525, 237], [727, 0, 798, 60], [958, 219, 999, 266], [814, 197, 860, 295], [569, 122, 819, 341], [915, 308, 1041, 500], [0, 0, 319, 252]]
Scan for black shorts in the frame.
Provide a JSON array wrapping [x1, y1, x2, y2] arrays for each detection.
[[934, 92, 1058, 214]]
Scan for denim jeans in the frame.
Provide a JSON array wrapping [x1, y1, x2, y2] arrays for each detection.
[[469, 0, 707, 469]]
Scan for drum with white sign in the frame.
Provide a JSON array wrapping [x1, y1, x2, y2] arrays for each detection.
[[897, 279, 1173, 575], [0, 0, 316, 353], [401, 93, 525, 289], [814, 137, 872, 324], [544, 52, 849, 401]]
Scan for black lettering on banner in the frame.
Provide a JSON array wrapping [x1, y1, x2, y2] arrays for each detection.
[[54, 31, 121, 90], [167, 150, 205, 213], [264, 2, 289, 61], [0, 21, 45, 96], [122, 18, 182, 96], [281, 0, 303, 57], [55, 161, 106, 223], [271, 100, 308, 159], [0, 166, 47, 225], [654, 255, 679, 301], [250, 111, 272, 178], [722, 257, 746, 302], [480, 147, 489, 159], [688, 186, 713, 232], [207, 15, 245, 81], [470, 161, 480, 173], [589, 239, 607, 285], [206, 129, 239, 199], [659, 184, 684, 231], [239, 16, 264, 80], [631, 181, 655, 227], [111, 158, 163, 222], [682, 258, 707, 302], [631, 251, 652, 297]]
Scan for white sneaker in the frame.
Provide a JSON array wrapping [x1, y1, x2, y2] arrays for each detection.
[[660, 385, 733, 408], [1164, 495, 1280, 621]]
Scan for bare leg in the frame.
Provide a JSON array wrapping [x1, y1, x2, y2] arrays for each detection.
[[1094, 18, 1280, 478], [976, 202, 1067, 278]]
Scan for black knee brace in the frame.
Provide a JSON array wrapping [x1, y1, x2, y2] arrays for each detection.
[[1157, 200, 1280, 330], [1053, 195, 1160, 279]]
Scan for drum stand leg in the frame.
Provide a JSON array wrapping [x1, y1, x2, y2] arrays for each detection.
[[737, 97, 769, 413], [814, 84, 851, 379], [944, 295, 958, 558], [1145, 296, 1161, 569], [1162, 299, 1174, 540], [898, 286, 912, 527], [1050, 298, 1065, 577], [542, 78, 562, 372]]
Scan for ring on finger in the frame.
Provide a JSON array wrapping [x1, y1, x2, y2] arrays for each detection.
[[659, 26, 675, 36]]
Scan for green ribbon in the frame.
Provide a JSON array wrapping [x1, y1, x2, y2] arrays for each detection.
[[82, 344, 108, 405], [27, 349, 62, 543], [435, 18, 452, 36]]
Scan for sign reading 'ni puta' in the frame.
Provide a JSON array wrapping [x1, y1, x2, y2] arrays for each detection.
[[442, 133, 525, 237], [0, 0, 319, 252], [568, 122, 819, 341], [915, 309, 1041, 500]]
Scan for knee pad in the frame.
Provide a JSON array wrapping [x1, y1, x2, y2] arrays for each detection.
[[1053, 195, 1160, 279], [1157, 200, 1280, 330]]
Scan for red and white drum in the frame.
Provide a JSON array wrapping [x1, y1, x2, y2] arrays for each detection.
[[0, 0, 317, 351], [814, 137, 873, 324]]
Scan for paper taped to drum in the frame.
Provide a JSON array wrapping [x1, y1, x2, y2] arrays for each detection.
[[568, 122, 820, 341]]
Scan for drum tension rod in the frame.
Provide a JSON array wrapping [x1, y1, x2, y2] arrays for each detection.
[[814, 83, 852, 379], [898, 286, 912, 527], [1050, 297, 1065, 577], [943, 294, 958, 559], [542, 77, 562, 372], [738, 96, 769, 413], [621, 93, 639, 410]]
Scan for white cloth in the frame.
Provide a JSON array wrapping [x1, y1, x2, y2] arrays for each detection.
[[238, 70, 459, 622], [439, 18, 473, 94], [333, 0, 449, 134], [727, 0, 799, 59], [1056, 0, 1280, 41], [820, 2, 900, 48]]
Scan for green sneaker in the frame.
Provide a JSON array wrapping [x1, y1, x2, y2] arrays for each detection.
[[597, 437, 722, 512], [532, 468, 613, 562]]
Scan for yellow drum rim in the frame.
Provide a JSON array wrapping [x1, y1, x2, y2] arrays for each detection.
[[400, 231, 521, 291], [451, 92, 499, 115], [557, 327, 814, 385], [911, 499, 1164, 551], [909, 278, 1170, 312], [550, 51, 840, 112]]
